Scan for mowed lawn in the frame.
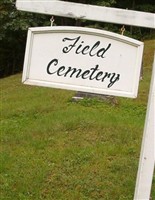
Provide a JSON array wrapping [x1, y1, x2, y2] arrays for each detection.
[[0, 40, 155, 200]]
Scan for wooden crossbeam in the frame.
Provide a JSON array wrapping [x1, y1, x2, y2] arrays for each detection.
[[16, 0, 155, 29]]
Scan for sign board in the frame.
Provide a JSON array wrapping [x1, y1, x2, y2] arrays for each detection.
[[16, 0, 155, 28], [22, 26, 143, 98]]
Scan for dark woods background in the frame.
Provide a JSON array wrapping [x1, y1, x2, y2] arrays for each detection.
[[0, 0, 155, 78]]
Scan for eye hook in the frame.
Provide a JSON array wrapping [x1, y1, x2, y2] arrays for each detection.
[[120, 25, 125, 35], [50, 16, 55, 26]]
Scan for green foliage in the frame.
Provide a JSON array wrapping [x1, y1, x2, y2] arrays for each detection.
[[136, 4, 155, 12], [94, 0, 116, 7], [0, 0, 50, 77]]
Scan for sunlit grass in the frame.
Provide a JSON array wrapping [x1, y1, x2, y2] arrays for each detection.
[[0, 40, 155, 200]]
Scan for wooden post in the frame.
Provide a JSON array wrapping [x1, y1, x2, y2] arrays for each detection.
[[134, 54, 155, 199]]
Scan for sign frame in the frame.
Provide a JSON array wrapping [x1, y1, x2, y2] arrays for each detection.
[[22, 26, 144, 98], [16, 1, 155, 199]]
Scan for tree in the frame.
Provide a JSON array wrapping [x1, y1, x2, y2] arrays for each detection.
[[0, 0, 50, 77]]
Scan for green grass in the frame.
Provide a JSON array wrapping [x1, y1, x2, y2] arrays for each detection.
[[0, 39, 155, 200]]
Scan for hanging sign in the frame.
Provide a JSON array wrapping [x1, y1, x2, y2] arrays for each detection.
[[22, 26, 143, 98]]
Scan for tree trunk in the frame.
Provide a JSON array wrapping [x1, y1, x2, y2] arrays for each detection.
[[130, 0, 136, 34]]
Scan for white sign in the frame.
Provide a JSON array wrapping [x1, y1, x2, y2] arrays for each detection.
[[22, 26, 143, 98], [16, 0, 155, 28]]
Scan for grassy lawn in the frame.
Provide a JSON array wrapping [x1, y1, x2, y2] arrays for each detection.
[[0, 39, 155, 200]]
